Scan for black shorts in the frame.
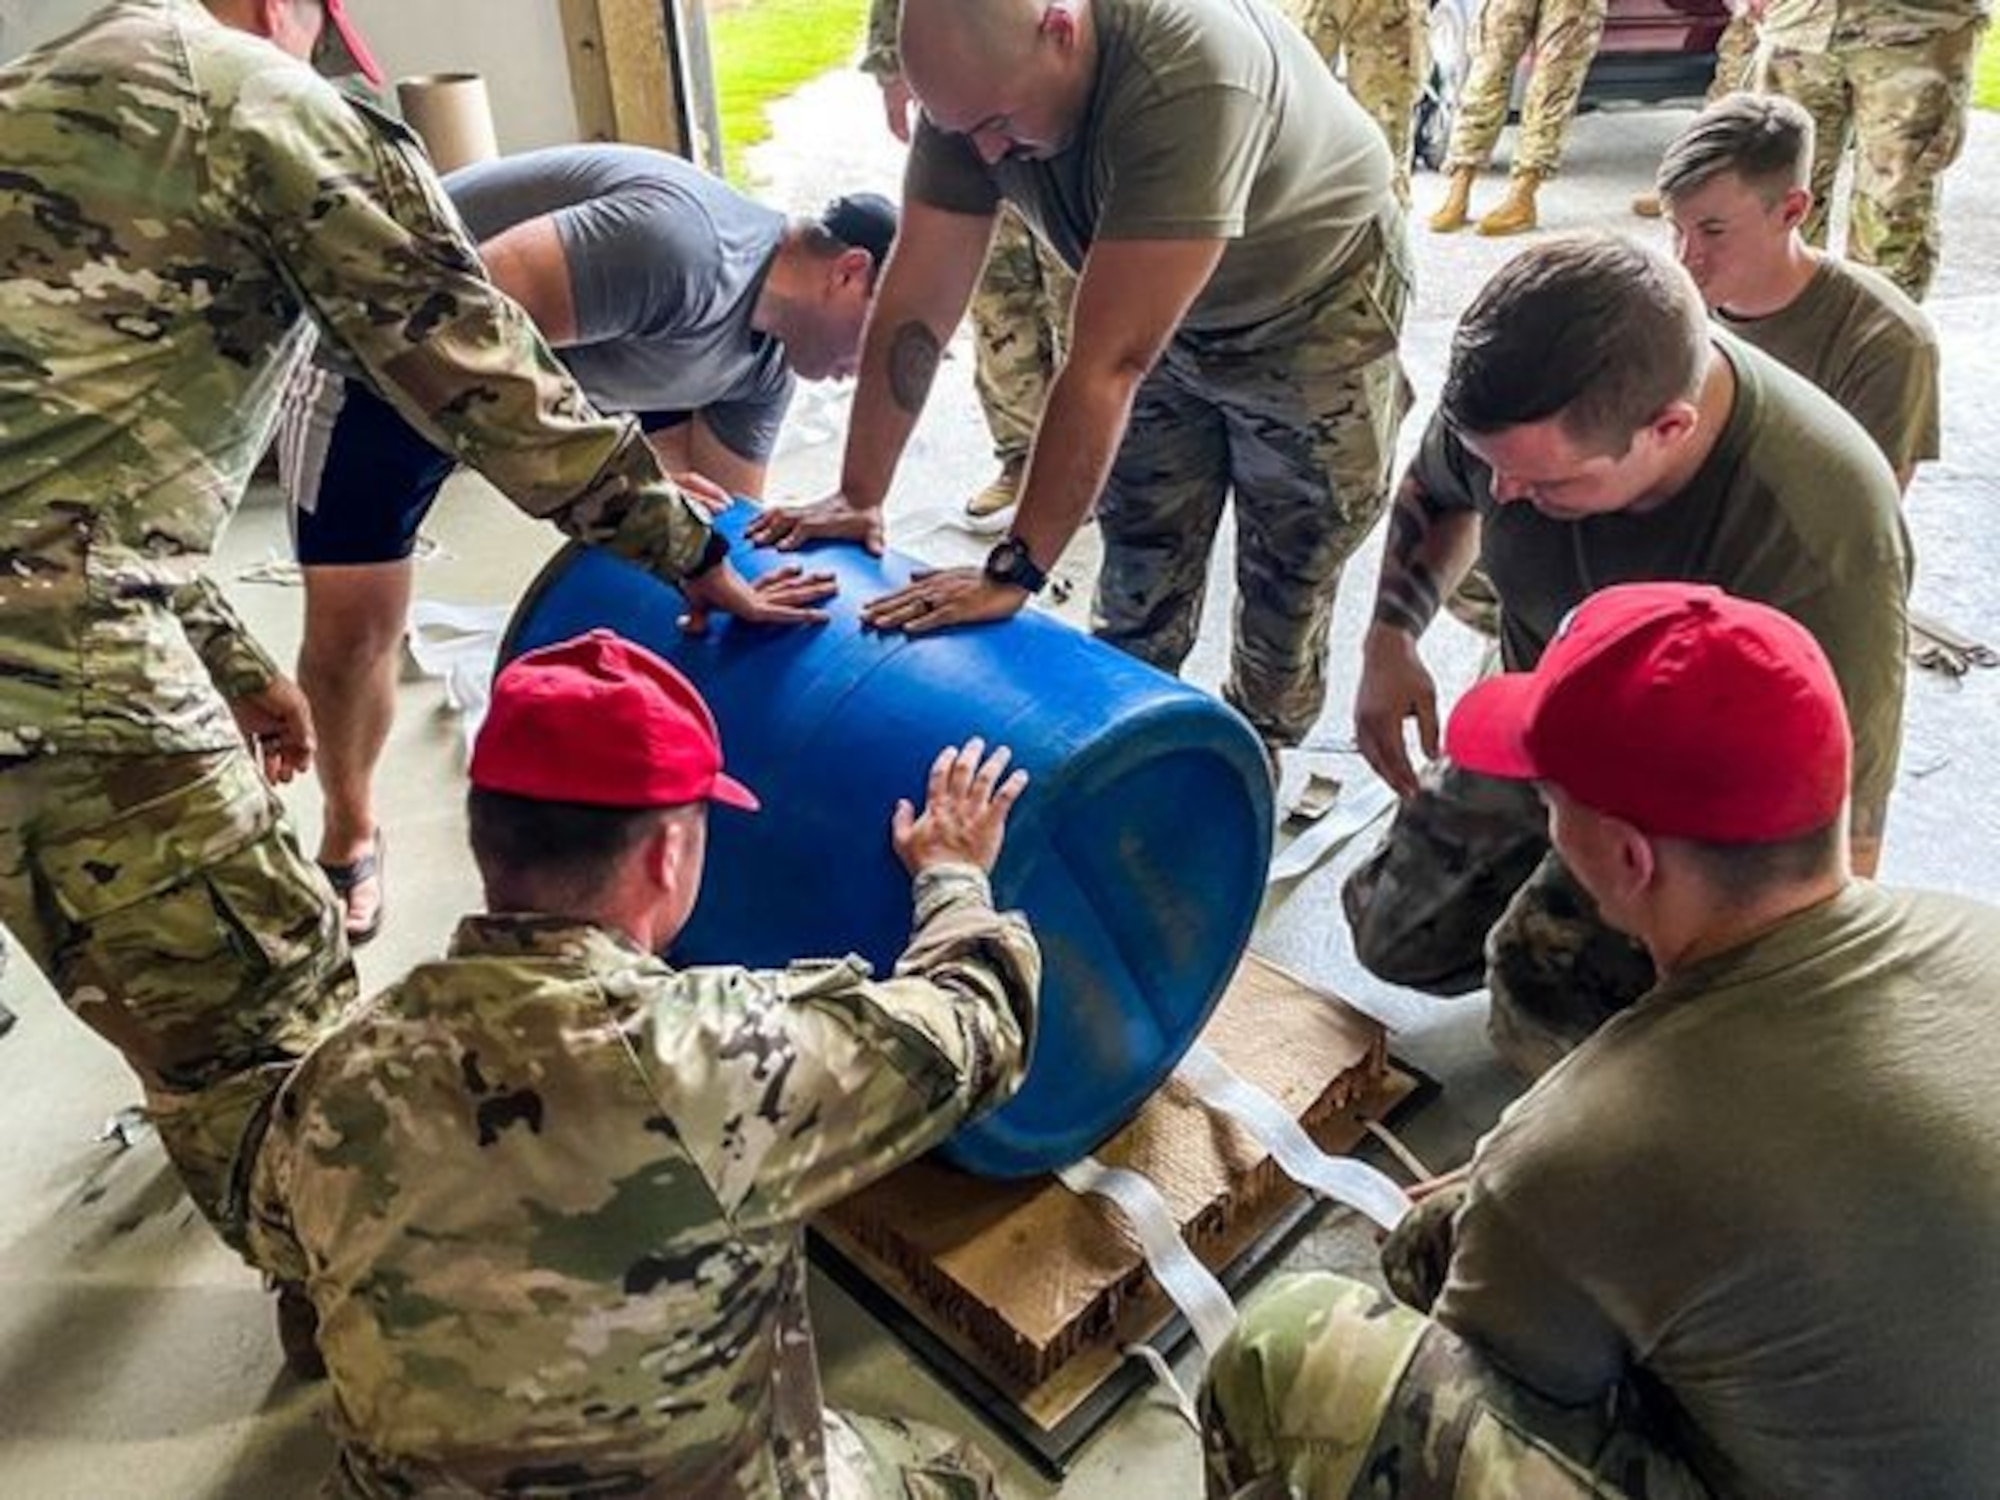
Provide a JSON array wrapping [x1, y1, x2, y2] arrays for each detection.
[[284, 371, 688, 566]]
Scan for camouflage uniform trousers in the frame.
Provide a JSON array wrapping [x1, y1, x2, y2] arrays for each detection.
[[1445, 0, 1611, 178], [1758, 18, 1987, 302], [1092, 225, 1414, 749], [826, 1411, 999, 1499], [1709, 11, 1758, 99], [0, 746, 354, 1261], [1201, 1274, 1712, 1499], [1283, 0, 1431, 199], [972, 206, 1078, 465], [1340, 759, 1654, 1077]]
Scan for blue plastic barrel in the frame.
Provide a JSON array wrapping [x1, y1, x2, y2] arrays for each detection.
[[503, 505, 1274, 1175]]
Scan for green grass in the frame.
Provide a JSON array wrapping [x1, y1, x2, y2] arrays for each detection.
[[1978, 19, 2000, 110], [709, 0, 870, 183]]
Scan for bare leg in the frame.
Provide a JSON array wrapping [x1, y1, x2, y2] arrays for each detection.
[[298, 560, 413, 935]]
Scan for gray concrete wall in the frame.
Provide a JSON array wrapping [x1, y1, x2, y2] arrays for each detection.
[[1, 0, 583, 152]]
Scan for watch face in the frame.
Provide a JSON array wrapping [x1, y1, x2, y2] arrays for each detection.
[[986, 538, 1046, 594]]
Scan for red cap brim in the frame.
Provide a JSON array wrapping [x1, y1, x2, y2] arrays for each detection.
[[1442, 672, 1546, 782], [321, 1, 385, 87], [712, 773, 761, 813]]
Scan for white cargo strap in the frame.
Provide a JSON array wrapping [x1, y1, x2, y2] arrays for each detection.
[[1055, 1044, 1416, 1428], [1056, 1155, 1240, 1356], [1266, 777, 1397, 885], [405, 600, 509, 753], [1057, 1154, 1237, 1434], [1175, 1042, 1413, 1232]]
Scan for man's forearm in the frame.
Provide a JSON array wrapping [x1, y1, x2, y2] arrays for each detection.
[[839, 314, 946, 507], [1008, 357, 1143, 570], [1372, 471, 1482, 639]]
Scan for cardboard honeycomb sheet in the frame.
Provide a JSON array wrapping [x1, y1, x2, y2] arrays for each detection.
[[815, 954, 1414, 1420]]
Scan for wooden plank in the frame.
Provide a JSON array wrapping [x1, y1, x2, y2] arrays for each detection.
[[815, 955, 1413, 1428], [558, 0, 704, 157]]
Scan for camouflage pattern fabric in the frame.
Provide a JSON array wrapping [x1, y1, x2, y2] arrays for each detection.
[[1758, 17, 1988, 302], [1282, 0, 1431, 199], [1378, 1179, 1468, 1313], [826, 1412, 999, 1499], [1092, 223, 1414, 748], [1342, 759, 1655, 1076], [1200, 1273, 1713, 1499], [1445, 0, 1611, 178], [249, 865, 1039, 1498], [862, 0, 900, 81], [0, 0, 716, 763], [971, 207, 1077, 465], [1709, 11, 1758, 98], [0, 747, 355, 1258]]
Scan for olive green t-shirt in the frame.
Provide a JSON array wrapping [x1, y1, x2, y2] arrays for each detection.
[[1719, 256, 1940, 479], [1414, 332, 1909, 832], [1435, 883, 2000, 1498], [904, 0, 1394, 332]]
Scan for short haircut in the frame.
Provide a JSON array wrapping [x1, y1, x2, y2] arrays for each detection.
[[1441, 233, 1709, 454], [1669, 817, 1846, 904], [467, 788, 671, 910], [1657, 92, 1815, 207]]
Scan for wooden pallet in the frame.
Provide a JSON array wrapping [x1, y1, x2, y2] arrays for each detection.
[[812, 953, 1417, 1470]]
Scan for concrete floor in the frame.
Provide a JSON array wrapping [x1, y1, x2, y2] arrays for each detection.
[[3, 69, 1998, 1498]]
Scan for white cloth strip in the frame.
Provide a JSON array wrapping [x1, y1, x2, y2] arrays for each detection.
[[1174, 1042, 1413, 1232], [1056, 1155, 1239, 1356], [1122, 1342, 1204, 1434], [1266, 776, 1397, 885]]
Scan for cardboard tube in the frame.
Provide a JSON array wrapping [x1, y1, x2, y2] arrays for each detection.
[[395, 72, 499, 174]]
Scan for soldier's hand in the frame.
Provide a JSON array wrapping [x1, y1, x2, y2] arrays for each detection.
[[745, 492, 887, 556], [862, 568, 1024, 634], [672, 469, 734, 515], [877, 74, 917, 144], [230, 675, 316, 784], [892, 738, 1029, 876], [679, 560, 837, 636], [1355, 624, 1439, 798]]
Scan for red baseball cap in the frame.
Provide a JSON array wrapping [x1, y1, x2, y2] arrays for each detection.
[[471, 630, 759, 812], [315, 0, 385, 88], [1445, 583, 1850, 842]]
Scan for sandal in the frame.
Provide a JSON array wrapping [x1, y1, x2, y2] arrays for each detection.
[[318, 830, 385, 947]]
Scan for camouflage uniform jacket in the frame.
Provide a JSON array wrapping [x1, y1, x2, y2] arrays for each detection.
[[1762, 0, 1988, 51], [249, 864, 1040, 1499], [862, 0, 901, 79], [0, 0, 715, 760]]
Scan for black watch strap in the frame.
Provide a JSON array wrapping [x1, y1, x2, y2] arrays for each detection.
[[985, 537, 1049, 595]]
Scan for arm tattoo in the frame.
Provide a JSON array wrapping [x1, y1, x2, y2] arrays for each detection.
[[887, 320, 942, 415], [1373, 474, 1448, 636]]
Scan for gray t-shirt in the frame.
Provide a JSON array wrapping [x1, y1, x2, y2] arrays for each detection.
[[447, 146, 794, 460], [905, 0, 1394, 333], [1437, 883, 2000, 1498]]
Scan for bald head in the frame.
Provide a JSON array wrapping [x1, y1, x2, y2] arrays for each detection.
[[902, 0, 1095, 162], [902, 0, 1044, 90]]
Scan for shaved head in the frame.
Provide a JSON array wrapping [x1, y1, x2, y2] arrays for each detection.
[[902, 0, 1045, 94], [902, 0, 1096, 161]]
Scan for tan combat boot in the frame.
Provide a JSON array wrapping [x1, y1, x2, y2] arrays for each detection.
[[1476, 173, 1541, 237], [1631, 190, 1663, 219], [1427, 168, 1476, 233], [962, 457, 1025, 535]]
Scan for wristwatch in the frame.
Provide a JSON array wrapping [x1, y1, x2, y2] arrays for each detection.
[[984, 536, 1049, 595]]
